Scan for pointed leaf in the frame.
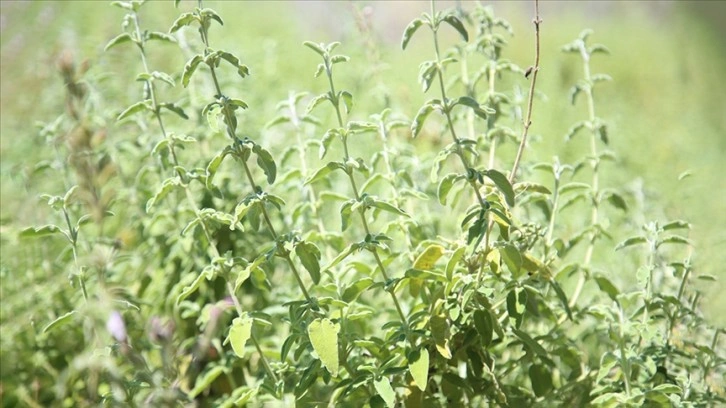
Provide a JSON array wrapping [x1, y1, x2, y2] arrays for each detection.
[[401, 17, 425, 50], [308, 318, 340, 376], [374, 377, 395, 408], [117, 100, 151, 121], [43, 311, 76, 333], [408, 348, 429, 391], [485, 169, 515, 207], [20, 225, 63, 239], [441, 14, 468, 42], [413, 245, 445, 271], [182, 54, 204, 87], [104, 33, 133, 51], [170, 12, 196, 33], [295, 241, 321, 284], [411, 103, 435, 138], [430, 314, 451, 359], [228, 315, 252, 358]]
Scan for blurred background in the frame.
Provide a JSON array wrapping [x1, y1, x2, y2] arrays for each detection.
[[1, 0, 724, 325]]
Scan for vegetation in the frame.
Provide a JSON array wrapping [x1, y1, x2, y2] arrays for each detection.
[[1, 0, 723, 406]]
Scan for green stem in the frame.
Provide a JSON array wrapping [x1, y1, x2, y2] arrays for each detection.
[[324, 55, 408, 326]]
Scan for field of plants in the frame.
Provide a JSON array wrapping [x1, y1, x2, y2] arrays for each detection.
[[1, 0, 724, 406]]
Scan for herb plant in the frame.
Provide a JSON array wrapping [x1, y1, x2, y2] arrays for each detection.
[[4, 0, 724, 407]]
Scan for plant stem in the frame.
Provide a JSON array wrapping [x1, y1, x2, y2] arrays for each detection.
[[323, 54, 408, 325], [508, 0, 541, 185], [568, 39, 600, 309]]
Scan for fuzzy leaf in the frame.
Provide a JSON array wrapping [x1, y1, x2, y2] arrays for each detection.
[[104, 33, 133, 51], [441, 14, 469, 42], [228, 315, 252, 358], [374, 377, 396, 408], [20, 225, 63, 239], [308, 318, 340, 377], [181, 54, 204, 87], [169, 12, 196, 33], [411, 103, 435, 138], [615, 236, 647, 251], [401, 17, 425, 50], [117, 100, 151, 121]]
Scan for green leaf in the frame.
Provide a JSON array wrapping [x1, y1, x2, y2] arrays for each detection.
[[306, 93, 331, 114], [550, 280, 573, 320], [594, 275, 619, 301], [189, 366, 226, 398], [408, 348, 429, 391], [323, 243, 358, 271], [500, 244, 523, 276], [205, 149, 228, 190], [159, 103, 189, 120], [604, 191, 627, 211], [340, 90, 353, 113], [146, 177, 181, 212], [419, 61, 439, 93], [662, 220, 690, 231], [228, 315, 252, 358], [413, 245, 445, 271], [170, 12, 196, 33], [401, 17, 425, 50], [104, 33, 133, 51], [303, 41, 326, 57], [512, 328, 549, 359], [437, 173, 463, 206], [559, 182, 591, 194], [253, 144, 277, 184], [658, 235, 692, 247], [529, 364, 553, 397], [147, 31, 176, 44], [485, 169, 515, 207], [370, 198, 409, 217], [117, 100, 151, 121], [308, 318, 340, 377], [295, 241, 321, 284], [441, 14, 469, 42], [430, 314, 451, 359], [374, 377, 396, 408], [305, 161, 345, 185], [342, 278, 373, 303], [330, 54, 350, 65], [411, 103, 435, 138], [19, 225, 63, 239], [176, 268, 212, 305], [615, 236, 647, 251], [515, 182, 552, 195], [200, 8, 224, 26], [445, 246, 465, 280], [473, 309, 493, 347], [42, 311, 76, 333], [181, 54, 204, 87]]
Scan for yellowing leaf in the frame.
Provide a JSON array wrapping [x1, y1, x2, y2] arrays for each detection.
[[408, 348, 429, 391], [308, 318, 340, 376], [228, 315, 253, 358], [413, 245, 445, 271], [430, 314, 452, 359]]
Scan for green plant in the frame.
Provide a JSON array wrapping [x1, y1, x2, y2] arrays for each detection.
[[4, 1, 724, 407]]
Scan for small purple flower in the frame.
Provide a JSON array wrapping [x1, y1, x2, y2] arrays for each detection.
[[106, 311, 127, 343]]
